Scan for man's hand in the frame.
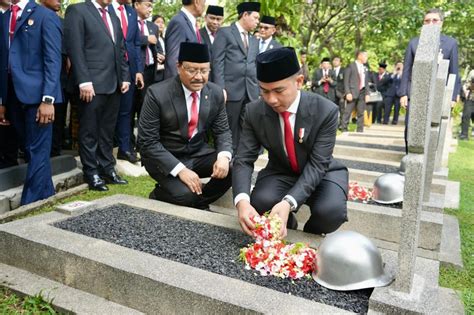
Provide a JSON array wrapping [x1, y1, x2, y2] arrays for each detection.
[[79, 84, 95, 103], [211, 156, 230, 179], [157, 53, 165, 64], [178, 168, 202, 195], [236, 199, 259, 237], [148, 34, 157, 45], [36, 102, 55, 125], [121, 82, 130, 94], [346, 93, 353, 102], [365, 95, 370, 103], [0, 105, 10, 126], [400, 95, 408, 109], [269, 200, 291, 239], [135, 73, 144, 90]]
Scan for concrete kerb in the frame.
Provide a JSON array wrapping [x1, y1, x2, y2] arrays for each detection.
[[0, 195, 350, 314], [334, 145, 405, 162]]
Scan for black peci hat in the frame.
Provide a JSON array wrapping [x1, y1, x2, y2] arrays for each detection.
[[206, 5, 224, 16], [260, 15, 276, 25], [257, 47, 300, 83], [321, 57, 331, 63], [178, 42, 210, 63], [237, 2, 260, 14], [378, 61, 387, 68]]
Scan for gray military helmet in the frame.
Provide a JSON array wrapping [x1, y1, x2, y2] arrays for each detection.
[[372, 173, 405, 204], [399, 155, 408, 175], [313, 231, 394, 291]]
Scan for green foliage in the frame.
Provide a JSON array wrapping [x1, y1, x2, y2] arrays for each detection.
[[152, 0, 181, 21], [0, 288, 58, 314]]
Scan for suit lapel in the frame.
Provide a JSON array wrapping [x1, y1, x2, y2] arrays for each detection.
[[294, 93, 312, 171], [263, 104, 287, 164], [198, 84, 210, 133], [231, 23, 247, 55], [14, 0, 35, 35], [2, 9, 9, 49], [86, 1, 114, 43], [170, 77, 189, 139], [180, 11, 197, 40]]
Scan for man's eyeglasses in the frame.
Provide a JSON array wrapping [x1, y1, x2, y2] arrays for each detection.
[[182, 66, 211, 76], [259, 26, 271, 30], [423, 18, 441, 24]]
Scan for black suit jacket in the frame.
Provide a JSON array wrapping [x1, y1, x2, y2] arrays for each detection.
[[343, 62, 370, 99], [64, 1, 130, 94], [199, 27, 213, 61], [138, 20, 161, 67], [138, 76, 232, 176], [233, 92, 347, 206], [333, 67, 345, 100], [311, 69, 337, 102], [375, 72, 392, 96]]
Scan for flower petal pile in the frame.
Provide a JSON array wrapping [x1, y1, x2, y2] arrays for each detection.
[[348, 181, 373, 203], [239, 214, 317, 280]]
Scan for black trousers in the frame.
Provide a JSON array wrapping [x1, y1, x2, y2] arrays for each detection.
[[373, 100, 384, 123], [51, 89, 68, 157], [77, 91, 120, 177], [226, 96, 250, 152], [341, 91, 366, 132], [145, 151, 232, 209], [383, 96, 401, 124], [250, 168, 348, 235], [461, 100, 474, 136]]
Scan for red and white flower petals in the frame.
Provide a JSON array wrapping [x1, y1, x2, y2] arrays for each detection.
[[348, 181, 373, 203], [240, 214, 317, 280]]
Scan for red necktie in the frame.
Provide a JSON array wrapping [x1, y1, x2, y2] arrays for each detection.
[[323, 71, 329, 93], [188, 92, 199, 139], [118, 5, 128, 39], [139, 20, 150, 65], [99, 8, 112, 36], [9, 5, 21, 43], [195, 24, 202, 43], [281, 112, 299, 173]]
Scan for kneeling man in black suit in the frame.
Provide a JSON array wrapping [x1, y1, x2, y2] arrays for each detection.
[[138, 42, 232, 210], [233, 47, 348, 238]]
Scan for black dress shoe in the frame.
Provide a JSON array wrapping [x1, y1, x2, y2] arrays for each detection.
[[286, 212, 298, 230], [86, 175, 109, 191], [117, 151, 139, 163], [101, 171, 128, 185]]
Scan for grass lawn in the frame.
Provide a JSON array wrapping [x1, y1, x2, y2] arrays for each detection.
[[0, 124, 472, 313]]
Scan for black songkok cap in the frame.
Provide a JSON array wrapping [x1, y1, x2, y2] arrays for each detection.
[[260, 15, 276, 25], [206, 5, 224, 16], [237, 2, 260, 14], [321, 57, 331, 63], [178, 42, 210, 63], [257, 47, 300, 83], [379, 61, 387, 68]]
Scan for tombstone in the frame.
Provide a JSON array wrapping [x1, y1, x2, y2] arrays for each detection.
[[422, 60, 449, 202], [434, 74, 456, 171]]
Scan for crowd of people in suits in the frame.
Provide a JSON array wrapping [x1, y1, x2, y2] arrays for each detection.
[[0, 0, 465, 239]]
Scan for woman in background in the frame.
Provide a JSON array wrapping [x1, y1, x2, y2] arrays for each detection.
[[152, 15, 166, 83]]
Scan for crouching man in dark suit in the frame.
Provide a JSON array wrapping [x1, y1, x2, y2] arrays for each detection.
[[233, 47, 348, 238], [138, 42, 233, 210]]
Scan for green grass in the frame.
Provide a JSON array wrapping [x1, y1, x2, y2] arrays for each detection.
[[0, 288, 58, 314], [439, 138, 474, 314]]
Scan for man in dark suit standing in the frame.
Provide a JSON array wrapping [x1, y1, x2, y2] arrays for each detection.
[[164, 0, 206, 79], [332, 56, 345, 128], [311, 57, 336, 102], [0, 0, 62, 204], [373, 62, 392, 124], [233, 47, 348, 237], [64, 0, 131, 191], [384, 62, 403, 125], [341, 50, 370, 132], [212, 1, 260, 151], [199, 5, 224, 61], [110, 0, 144, 163], [138, 42, 233, 210], [399, 8, 459, 152], [257, 15, 281, 53]]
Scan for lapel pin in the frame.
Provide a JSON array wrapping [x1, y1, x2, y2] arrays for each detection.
[[28, 19, 34, 26], [205, 95, 208, 100], [27, 8, 31, 12], [298, 128, 304, 143]]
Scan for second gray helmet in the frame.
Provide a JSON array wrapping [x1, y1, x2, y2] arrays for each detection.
[[372, 173, 405, 204], [399, 155, 408, 175], [313, 231, 394, 291]]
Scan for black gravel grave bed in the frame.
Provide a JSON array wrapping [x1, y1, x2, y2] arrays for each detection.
[[336, 140, 405, 152], [352, 200, 403, 209], [54, 205, 371, 313], [340, 158, 400, 174]]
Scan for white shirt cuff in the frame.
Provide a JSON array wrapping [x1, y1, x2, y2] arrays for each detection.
[[123, 82, 131, 85], [234, 193, 250, 206], [283, 194, 298, 209], [42, 95, 55, 104], [79, 82, 93, 88], [170, 162, 186, 177], [217, 151, 232, 161]]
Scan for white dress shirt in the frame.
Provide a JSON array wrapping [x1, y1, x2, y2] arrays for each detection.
[[181, 7, 196, 32], [205, 25, 215, 44], [259, 36, 273, 53], [355, 60, 366, 89], [235, 21, 248, 47], [234, 91, 301, 209]]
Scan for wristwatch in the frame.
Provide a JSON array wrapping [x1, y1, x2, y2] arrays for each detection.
[[282, 196, 297, 212], [42, 96, 54, 105]]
